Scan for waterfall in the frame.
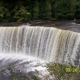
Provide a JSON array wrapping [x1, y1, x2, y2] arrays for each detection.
[[0, 26, 80, 67]]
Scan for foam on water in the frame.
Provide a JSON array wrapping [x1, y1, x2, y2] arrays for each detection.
[[0, 53, 46, 72]]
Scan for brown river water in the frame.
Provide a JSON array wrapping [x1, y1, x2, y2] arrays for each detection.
[[0, 20, 80, 33]]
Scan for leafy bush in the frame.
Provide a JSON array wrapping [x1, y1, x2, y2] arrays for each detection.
[[12, 6, 31, 22], [0, 5, 10, 22], [46, 62, 80, 80]]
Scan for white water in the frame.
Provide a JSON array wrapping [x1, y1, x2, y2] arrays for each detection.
[[0, 53, 46, 72], [0, 53, 53, 80], [0, 26, 80, 67]]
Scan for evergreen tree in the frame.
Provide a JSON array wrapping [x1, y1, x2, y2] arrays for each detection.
[[0, 0, 80, 22], [33, 0, 39, 19], [12, 1, 31, 22], [75, 0, 80, 19], [39, 0, 52, 20], [51, 0, 56, 18], [0, 1, 10, 22], [54, 0, 74, 20], [39, 0, 45, 19], [71, 0, 77, 19], [44, 0, 52, 19]]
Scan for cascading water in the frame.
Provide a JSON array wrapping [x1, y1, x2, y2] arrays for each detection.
[[0, 26, 80, 67]]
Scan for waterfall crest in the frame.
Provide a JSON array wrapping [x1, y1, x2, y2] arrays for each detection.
[[0, 26, 80, 66]]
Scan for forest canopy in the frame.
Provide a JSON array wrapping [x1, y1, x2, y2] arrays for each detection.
[[0, 0, 79, 22]]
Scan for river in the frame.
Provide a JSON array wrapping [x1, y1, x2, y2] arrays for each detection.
[[0, 20, 80, 33]]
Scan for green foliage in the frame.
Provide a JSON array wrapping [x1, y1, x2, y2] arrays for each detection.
[[39, 0, 52, 20], [39, 0, 45, 19], [0, 0, 80, 22], [0, 2, 10, 22], [54, 0, 75, 20], [75, 0, 80, 19], [33, 0, 39, 19], [51, 0, 55, 18], [32, 75, 40, 80], [44, 0, 52, 19], [46, 62, 80, 80], [12, 6, 31, 22]]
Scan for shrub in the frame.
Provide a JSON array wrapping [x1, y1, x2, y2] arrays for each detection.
[[46, 62, 80, 80]]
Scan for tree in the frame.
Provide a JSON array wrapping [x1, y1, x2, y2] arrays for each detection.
[[71, 0, 77, 19], [51, 0, 56, 18], [54, 0, 75, 20], [44, 0, 52, 19], [39, 0, 45, 19], [75, 0, 80, 19], [39, 0, 52, 20], [0, 1, 10, 22], [33, 0, 39, 19], [12, 1, 31, 22]]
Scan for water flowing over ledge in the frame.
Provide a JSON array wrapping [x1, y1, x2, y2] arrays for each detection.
[[0, 26, 80, 67]]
